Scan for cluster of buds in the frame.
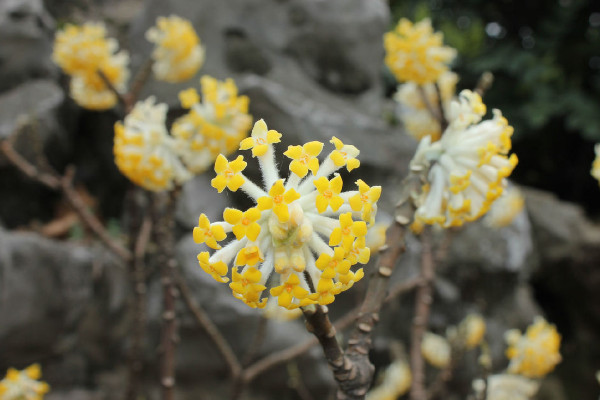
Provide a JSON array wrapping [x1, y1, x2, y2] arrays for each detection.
[[53, 22, 130, 110], [113, 76, 251, 191], [193, 119, 381, 310]]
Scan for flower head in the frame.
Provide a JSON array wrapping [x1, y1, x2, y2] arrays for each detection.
[[591, 144, 600, 185], [505, 317, 562, 378], [193, 119, 380, 309], [113, 97, 192, 191], [53, 22, 129, 110], [0, 364, 50, 400], [394, 71, 458, 142], [409, 90, 518, 229], [384, 18, 457, 84], [146, 15, 205, 83], [172, 76, 252, 174], [421, 332, 451, 368], [461, 314, 487, 349]]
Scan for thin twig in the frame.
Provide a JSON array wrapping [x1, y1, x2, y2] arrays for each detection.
[[97, 69, 129, 109], [175, 271, 243, 379], [126, 58, 155, 110], [474, 72, 494, 98], [1, 139, 132, 261], [417, 85, 443, 128], [241, 316, 268, 366], [154, 190, 179, 400], [61, 166, 132, 261], [125, 211, 152, 400], [433, 83, 448, 132], [409, 228, 436, 400]]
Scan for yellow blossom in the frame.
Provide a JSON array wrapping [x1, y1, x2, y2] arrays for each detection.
[[197, 251, 229, 283], [384, 18, 457, 84], [193, 214, 227, 249], [0, 364, 50, 400], [366, 360, 412, 400], [211, 154, 247, 193], [485, 187, 525, 228], [146, 15, 205, 82], [172, 76, 252, 174], [329, 136, 360, 171], [349, 179, 382, 225], [284, 141, 324, 178], [113, 97, 191, 191], [459, 314, 487, 349], [52, 22, 129, 110], [193, 119, 380, 310], [505, 317, 562, 378], [591, 144, 600, 185]]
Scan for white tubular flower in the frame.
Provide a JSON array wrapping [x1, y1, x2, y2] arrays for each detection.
[[485, 374, 539, 400], [394, 71, 458, 142], [0, 364, 50, 400], [193, 119, 381, 310], [409, 90, 518, 229], [113, 97, 192, 191], [172, 76, 252, 174], [146, 15, 205, 83], [421, 332, 451, 368]]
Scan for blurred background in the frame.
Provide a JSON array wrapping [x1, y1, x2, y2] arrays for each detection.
[[0, 0, 599, 399]]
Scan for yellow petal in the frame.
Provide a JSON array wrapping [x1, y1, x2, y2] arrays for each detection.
[[223, 208, 243, 224], [304, 141, 324, 156]]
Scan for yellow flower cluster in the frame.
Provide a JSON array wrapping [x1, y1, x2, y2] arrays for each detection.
[[421, 332, 451, 368], [53, 22, 129, 110], [172, 76, 252, 174], [505, 317, 562, 378], [114, 97, 192, 191], [591, 144, 600, 185], [194, 119, 381, 310], [0, 364, 49, 400], [394, 71, 458, 141], [146, 15, 205, 83], [410, 90, 518, 229], [384, 18, 457, 84], [485, 186, 525, 228], [366, 360, 412, 400]]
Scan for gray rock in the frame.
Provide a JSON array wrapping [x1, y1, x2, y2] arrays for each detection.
[[0, 228, 127, 381], [0, 0, 57, 92]]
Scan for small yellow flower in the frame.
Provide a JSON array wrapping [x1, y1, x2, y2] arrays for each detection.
[[366, 360, 412, 400], [146, 15, 205, 83], [211, 154, 247, 193], [329, 136, 360, 171], [270, 273, 313, 308], [230, 266, 267, 308], [505, 317, 562, 378], [284, 141, 324, 178], [384, 18, 457, 84], [179, 88, 200, 108], [329, 212, 368, 251], [349, 179, 382, 225], [460, 314, 486, 349], [257, 180, 301, 223], [485, 187, 525, 228], [313, 174, 344, 213], [224, 207, 262, 242], [316, 247, 352, 274], [193, 214, 227, 249], [197, 251, 229, 283], [0, 364, 50, 400], [239, 119, 282, 157]]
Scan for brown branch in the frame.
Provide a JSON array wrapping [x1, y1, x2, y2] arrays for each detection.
[[241, 316, 268, 366], [97, 69, 129, 109], [61, 166, 132, 261], [175, 271, 242, 379], [125, 58, 155, 110], [417, 85, 443, 129], [433, 83, 448, 132], [1, 139, 132, 262], [409, 228, 436, 400], [125, 212, 152, 400], [474, 72, 494, 98], [154, 191, 179, 400]]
